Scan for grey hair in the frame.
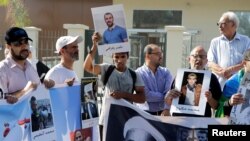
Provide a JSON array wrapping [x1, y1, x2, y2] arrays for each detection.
[[221, 11, 240, 29]]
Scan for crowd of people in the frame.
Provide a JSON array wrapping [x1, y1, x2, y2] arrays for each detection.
[[1, 11, 250, 141]]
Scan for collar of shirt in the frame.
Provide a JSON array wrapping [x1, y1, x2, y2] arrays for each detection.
[[6, 57, 30, 70], [143, 64, 161, 76], [221, 32, 240, 41], [108, 24, 116, 31]]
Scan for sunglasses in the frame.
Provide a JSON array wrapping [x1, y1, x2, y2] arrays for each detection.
[[11, 38, 29, 47]]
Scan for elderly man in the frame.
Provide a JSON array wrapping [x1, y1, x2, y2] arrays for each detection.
[[165, 46, 222, 117], [0, 27, 40, 104], [44, 35, 83, 88], [207, 11, 250, 89]]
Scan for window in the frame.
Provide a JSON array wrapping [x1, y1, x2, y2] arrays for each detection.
[[133, 10, 182, 29]]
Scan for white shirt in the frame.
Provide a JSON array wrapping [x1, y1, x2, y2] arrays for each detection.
[[45, 63, 79, 85], [207, 33, 250, 89]]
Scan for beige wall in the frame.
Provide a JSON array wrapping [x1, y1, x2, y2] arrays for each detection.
[[114, 0, 250, 49]]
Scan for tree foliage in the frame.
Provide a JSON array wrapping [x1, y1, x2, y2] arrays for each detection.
[[0, 0, 31, 27]]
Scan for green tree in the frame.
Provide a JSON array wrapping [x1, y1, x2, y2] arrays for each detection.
[[0, 0, 31, 27]]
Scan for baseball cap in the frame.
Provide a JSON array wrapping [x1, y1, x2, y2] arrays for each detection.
[[5, 27, 32, 44], [55, 35, 83, 53]]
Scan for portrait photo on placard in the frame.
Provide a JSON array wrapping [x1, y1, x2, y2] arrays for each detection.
[[170, 68, 211, 116], [91, 4, 130, 55]]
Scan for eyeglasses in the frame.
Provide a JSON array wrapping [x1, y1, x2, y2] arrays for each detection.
[[11, 38, 29, 47], [217, 21, 232, 27], [150, 52, 163, 56], [191, 54, 207, 59]]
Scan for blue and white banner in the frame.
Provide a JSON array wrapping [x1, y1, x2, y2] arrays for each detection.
[[49, 84, 81, 141], [0, 93, 32, 141], [0, 84, 82, 141]]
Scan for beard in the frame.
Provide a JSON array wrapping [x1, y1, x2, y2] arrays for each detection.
[[11, 49, 29, 60], [107, 22, 113, 28], [71, 52, 79, 61]]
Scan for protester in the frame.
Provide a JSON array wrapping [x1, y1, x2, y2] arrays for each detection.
[[83, 32, 145, 140], [165, 46, 221, 117], [215, 49, 250, 117], [102, 12, 128, 44], [0, 27, 40, 104], [28, 46, 50, 83], [136, 44, 173, 116], [44, 35, 83, 88], [207, 11, 250, 89]]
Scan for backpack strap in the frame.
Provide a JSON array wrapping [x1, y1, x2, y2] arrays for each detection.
[[128, 68, 137, 93], [103, 65, 116, 86]]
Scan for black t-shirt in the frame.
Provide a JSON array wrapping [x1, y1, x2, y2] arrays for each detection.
[[171, 73, 222, 117]]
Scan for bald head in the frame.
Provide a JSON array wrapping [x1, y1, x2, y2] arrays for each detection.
[[189, 45, 208, 70], [144, 44, 159, 54], [190, 46, 207, 56], [144, 44, 163, 70]]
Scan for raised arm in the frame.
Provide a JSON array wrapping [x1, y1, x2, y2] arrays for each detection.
[[83, 32, 101, 75]]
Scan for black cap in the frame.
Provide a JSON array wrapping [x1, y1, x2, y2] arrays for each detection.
[[5, 27, 33, 44]]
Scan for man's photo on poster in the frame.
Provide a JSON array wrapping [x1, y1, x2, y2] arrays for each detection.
[[170, 69, 211, 116], [81, 78, 99, 120], [91, 4, 130, 55]]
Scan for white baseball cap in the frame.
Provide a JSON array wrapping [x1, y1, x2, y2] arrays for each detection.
[[55, 35, 83, 53]]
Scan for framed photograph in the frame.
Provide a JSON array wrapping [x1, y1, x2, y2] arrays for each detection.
[[91, 4, 130, 55], [170, 68, 211, 115]]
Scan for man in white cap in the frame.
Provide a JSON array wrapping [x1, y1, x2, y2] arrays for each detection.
[[44, 35, 83, 88]]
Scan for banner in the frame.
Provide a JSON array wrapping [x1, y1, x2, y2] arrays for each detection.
[[104, 98, 229, 141], [0, 84, 83, 141], [49, 84, 81, 141], [1, 84, 230, 141], [0, 93, 32, 141], [80, 77, 100, 141], [29, 85, 56, 141]]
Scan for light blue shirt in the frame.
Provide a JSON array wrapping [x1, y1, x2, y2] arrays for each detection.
[[103, 25, 128, 44], [207, 33, 250, 88], [136, 64, 173, 112]]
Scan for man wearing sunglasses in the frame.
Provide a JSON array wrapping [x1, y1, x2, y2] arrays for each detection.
[[207, 11, 250, 89], [0, 27, 40, 104]]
